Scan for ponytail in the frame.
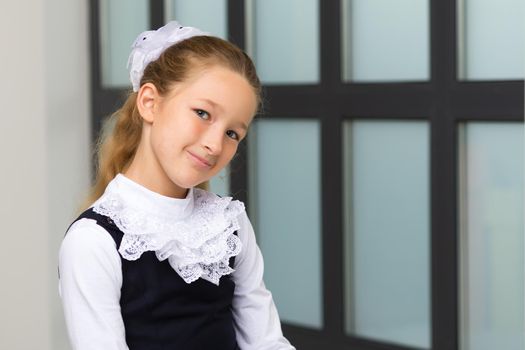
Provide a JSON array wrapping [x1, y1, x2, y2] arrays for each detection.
[[82, 93, 142, 209]]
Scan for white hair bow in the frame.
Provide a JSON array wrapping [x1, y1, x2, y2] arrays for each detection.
[[127, 21, 209, 92]]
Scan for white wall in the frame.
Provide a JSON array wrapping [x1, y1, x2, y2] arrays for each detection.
[[0, 1, 90, 349]]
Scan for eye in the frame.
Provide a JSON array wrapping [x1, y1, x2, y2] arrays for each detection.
[[194, 109, 210, 120], [226, 130, 239, 141]]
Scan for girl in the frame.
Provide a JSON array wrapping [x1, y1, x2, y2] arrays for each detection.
[[59, 21, 295, 350]]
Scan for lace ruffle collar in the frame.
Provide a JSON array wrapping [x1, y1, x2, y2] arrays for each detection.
[[92, 174, 244, 285]]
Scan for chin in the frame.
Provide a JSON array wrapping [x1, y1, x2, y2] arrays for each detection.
[[169, 175, 206, 190]]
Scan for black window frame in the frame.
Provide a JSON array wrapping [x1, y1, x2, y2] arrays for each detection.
[[89, 1, 524, 349]]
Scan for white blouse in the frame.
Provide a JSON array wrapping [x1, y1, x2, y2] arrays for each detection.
[[58, 174, 295, 350]]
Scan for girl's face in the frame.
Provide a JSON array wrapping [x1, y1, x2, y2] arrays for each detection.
[[131, 65, 257, 198]]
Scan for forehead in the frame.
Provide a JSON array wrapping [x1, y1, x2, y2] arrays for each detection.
[[165, 66, 258, 122]]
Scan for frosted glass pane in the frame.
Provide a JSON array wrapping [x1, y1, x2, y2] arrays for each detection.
[[249, 119, 322, 328], [165, 0, 227, 39], [459, 123, 524, 350], [344, 121, 430, 348], [209, 166, 229, 197], [342, 0, 430, 82], [458, 0, 525, 80], [249, 0, 319, 84], [100, 0, 149, 88]]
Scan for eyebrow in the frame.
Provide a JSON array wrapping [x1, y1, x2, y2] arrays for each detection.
[[198, 98, 222, 112], [234, 121, 249, 131]]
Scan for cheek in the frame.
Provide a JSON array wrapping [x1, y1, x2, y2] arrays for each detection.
[[154, 114, 191, 149], [219, 143, 238, 165], [149, 122, 181, 162]]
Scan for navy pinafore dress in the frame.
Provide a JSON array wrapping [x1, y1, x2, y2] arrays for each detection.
[[73, 208, 239, 350]]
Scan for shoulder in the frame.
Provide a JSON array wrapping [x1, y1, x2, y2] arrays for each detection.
[[59, 216, 123, 287], [60, 217, 119, 263], [59, 217, 123, 301], [235, 210, 253, 239]]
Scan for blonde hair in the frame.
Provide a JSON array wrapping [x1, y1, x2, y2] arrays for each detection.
[[83, 36, 261, 209]]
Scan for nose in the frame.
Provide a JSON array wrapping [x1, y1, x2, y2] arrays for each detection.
[[202, 127, 223, 156]]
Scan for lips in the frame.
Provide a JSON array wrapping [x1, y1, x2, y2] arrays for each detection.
[[186, 150, 214, 168]]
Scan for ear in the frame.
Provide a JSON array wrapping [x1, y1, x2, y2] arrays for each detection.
[[136, 83, 159, 123]]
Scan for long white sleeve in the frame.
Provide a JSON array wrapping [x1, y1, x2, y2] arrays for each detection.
[[58, 218, 129, 350], [231, 212, 295, 350]]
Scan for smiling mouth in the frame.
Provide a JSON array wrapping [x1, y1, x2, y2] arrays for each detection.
[[187, 151, 214, 168]]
